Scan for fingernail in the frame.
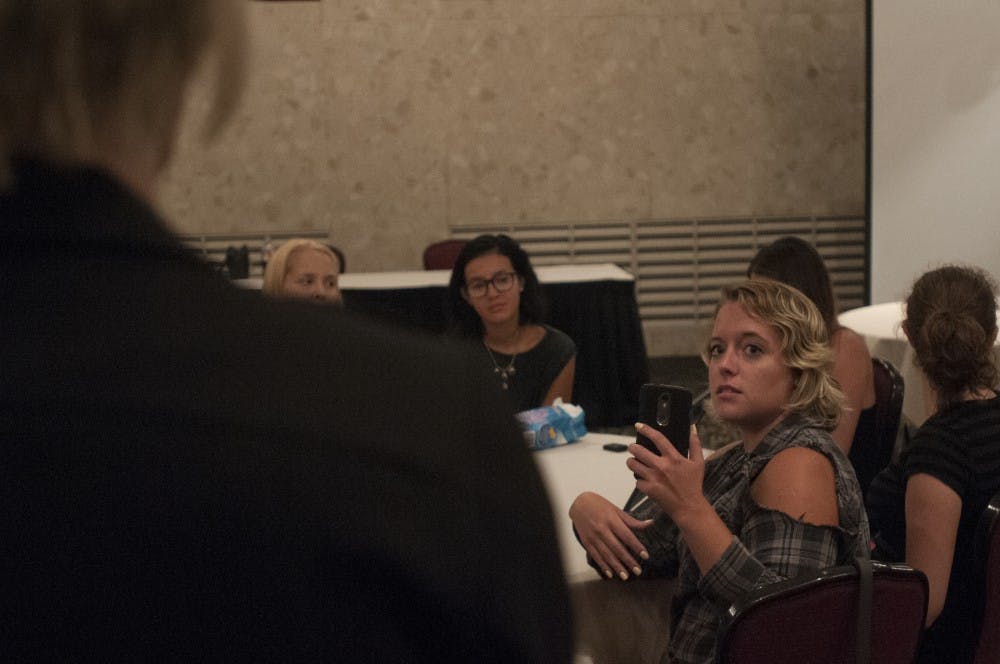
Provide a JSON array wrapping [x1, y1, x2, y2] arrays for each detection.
[[618, 570, 629, 581], [634, 422, 644, 431], [640, 550, 650, 560], [603, 569, 613, 579], [632, 566, 642, 576]]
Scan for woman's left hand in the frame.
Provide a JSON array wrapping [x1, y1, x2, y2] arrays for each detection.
[[627, 423, 709, 523]]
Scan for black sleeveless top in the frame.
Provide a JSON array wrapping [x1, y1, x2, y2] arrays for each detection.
[[846, 404, 880, 495], [479, 325, 575, 412]]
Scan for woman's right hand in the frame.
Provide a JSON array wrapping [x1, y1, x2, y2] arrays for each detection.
[[569, 491, 654, 580]]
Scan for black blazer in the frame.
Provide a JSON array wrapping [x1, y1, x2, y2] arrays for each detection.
[[0, 160, 573, 662]]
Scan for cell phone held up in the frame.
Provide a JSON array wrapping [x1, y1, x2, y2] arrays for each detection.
[[635, 383, 693, 458]]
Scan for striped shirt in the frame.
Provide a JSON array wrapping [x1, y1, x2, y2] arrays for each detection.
[[626, 413, 870, 664], [868, 396, 1000, 663]]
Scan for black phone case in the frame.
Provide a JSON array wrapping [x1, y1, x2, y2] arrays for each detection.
[[635, 383, 692, 457]]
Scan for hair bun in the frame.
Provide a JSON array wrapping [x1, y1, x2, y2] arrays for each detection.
[[918, 309, 989, 396], [922, 309, 986, 352], [906, 265, 1000, 407]]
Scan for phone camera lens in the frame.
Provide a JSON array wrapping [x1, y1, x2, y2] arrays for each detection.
[[656, 393, 672, 426]]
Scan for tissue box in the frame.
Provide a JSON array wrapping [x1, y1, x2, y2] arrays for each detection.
[[516, 399, 587, 450]]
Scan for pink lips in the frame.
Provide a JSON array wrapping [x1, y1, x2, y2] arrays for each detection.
[[716, 385, 741, 396]]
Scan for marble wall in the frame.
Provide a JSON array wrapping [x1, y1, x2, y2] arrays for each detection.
[[161, 0, 866, 273]]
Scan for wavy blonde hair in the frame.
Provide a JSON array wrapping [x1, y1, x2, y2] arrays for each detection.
[[262, 239, 340, 297], [706, 280, 846, 429], [0, 0, 245, 181]]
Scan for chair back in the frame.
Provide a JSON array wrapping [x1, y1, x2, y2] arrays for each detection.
[[422, 239, 467, 271], [973, 490, 1000, 664], [850, 357, 904, 497], [716, 561, 927, 664], [224, 245, 250, 279], [328, 244, 346, 273]]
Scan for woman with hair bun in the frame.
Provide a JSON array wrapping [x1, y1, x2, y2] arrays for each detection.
[[868, 265, 1000, 664]]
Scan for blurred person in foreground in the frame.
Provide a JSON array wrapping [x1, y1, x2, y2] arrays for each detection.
[[263, 238, 343, 304], [868, 265, 1000, 663], [0, 2, 572, 662], [569, 280, 869, 664]]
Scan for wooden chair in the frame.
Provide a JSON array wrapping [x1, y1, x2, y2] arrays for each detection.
[[973, 489, 1000, 664], [716, 561, 928, 664], [422, 239, 467, 271], [850, 357, 904, 497]]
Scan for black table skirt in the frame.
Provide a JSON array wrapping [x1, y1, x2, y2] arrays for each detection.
[[343, 280, 649, 427]]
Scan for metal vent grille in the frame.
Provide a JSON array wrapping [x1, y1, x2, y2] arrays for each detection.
[[451, 215, 867, 325]]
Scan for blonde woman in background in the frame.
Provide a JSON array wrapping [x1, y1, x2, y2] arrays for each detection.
[[263, 238, 342, 304]]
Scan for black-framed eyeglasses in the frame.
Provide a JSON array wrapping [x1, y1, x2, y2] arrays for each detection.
[[464, 271, 517, 298]]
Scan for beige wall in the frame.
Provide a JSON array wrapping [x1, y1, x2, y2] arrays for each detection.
[[161, 0, 866, 273]]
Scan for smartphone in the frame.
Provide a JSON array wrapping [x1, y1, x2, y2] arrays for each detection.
[[635, 383, 693, 457]]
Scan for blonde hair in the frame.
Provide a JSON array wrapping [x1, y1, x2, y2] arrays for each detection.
[[707, 280, 846, 429], [0, 0, 245, 180], [262, 239, 340, 297]]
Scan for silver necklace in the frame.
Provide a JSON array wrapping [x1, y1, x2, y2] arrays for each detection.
[[484, 331, 519, 390]]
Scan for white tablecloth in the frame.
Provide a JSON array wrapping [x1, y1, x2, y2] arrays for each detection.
[[233, 262, 633, 291], [340, 263, 634, 290], [532, 432, 640, 583], [534, 432, 674, 663], [837, 302, 926, 424]]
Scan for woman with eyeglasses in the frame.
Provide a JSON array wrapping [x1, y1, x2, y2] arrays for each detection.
[[447, 234, 576, 412]]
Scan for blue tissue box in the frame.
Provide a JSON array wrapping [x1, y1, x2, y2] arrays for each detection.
[[516, 404, 587, 450]]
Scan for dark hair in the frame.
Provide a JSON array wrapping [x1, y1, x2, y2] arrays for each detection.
[[905, 265, 999, 410], [747, 236, 838, 334], [447, 234, 545, 337]]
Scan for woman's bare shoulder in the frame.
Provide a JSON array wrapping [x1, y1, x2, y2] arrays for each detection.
[[752, 446, 839, 525], [832, 326, 873, 369], [832, 326, 871, 354]]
